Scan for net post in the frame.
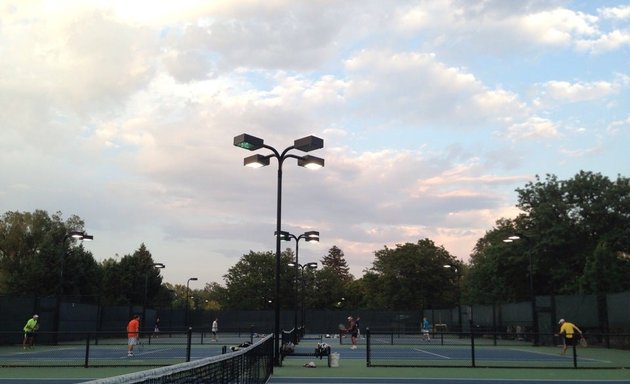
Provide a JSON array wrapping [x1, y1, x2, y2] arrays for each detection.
[[84, 333, 91, 368], [186, 327, 193, 362], [572, 342, 578, 368]]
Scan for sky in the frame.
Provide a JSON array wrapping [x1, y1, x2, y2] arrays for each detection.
[[1, 0, 629, 289]]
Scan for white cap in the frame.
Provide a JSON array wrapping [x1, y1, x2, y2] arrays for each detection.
[[558, 318, 565, 324], [33, 314, 39, 318], [347, 316, 352, 320]]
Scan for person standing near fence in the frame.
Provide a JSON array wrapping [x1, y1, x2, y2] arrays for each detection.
[[22, 314, 39, 349], [558, 318, 582, 355], [422, 317, 431, 342], [212, 318, 218, 341], [127, 314, 140, 357], [153, 317, 160, 338]]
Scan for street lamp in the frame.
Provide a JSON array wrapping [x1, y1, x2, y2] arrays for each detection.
[[503, 234, 538, 345], [287, 261, 318, 334], [443, 264, 462, 332], [143, 263, 165, 331], [279, 230, 319, 334], [186, 277, 198, 328], [55, 230, 93, 344], [234, 133, 324, 365]]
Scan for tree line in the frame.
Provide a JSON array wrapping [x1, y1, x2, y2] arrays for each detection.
[[1, 171, 629, 316]]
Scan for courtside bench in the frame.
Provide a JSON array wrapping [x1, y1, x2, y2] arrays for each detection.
[[280, 344, 332, 367]]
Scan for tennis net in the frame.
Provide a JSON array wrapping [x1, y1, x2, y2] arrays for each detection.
[[84, 334, 273, 383]]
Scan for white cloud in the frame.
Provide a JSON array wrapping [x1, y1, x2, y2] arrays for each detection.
[[598, 6, 630, 20], [534, 80, 618, 105], [506, 117, 560, 140]]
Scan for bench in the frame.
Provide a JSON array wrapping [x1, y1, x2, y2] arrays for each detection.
[[280, 345, 332, 367]]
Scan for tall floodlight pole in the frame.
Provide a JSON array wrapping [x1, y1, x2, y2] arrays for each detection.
[[234, 133, 324, 366], [55, 231, 93, 344], [443, 264, 461, 332], [288, 262, 318, 331], [186, 277, 198, 328], [143, 263, 165, 331], [278, 230, 319, 336], [504, 234, 538, 345]]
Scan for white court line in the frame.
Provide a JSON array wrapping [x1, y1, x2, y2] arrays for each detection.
[[412, 348, 451, 359], [118, 348, 173, 359]]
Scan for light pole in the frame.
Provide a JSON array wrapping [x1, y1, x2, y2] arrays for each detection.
[[443, 264, 462, 332], [55, 231, 93, 344], [503, 234, 538, 345], [143, 263, 165, 331], [186, 277, 198, 328], [279, 230, 319, 334], [287, 261, 318, 333], [234, 133, 324, 365]]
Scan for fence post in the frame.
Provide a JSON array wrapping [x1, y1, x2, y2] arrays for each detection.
[[366, 327, 371, 367], [84, 333, 90, 368], [470, 320, 476, 368]]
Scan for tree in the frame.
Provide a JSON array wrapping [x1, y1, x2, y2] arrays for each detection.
[[464, 217, 532, 304], [100, 243, 164, 306], [365, 239, 460, 310], [321, 246, 351, 281], [222, 249, 295, 310], [515, 171, 630, 295], [0, 210, 93, 296]]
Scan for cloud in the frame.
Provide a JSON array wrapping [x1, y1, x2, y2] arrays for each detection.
[[505, 117, 560, 140], [533, 79, 619, 105]]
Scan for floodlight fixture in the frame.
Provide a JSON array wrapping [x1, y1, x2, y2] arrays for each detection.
[[298, 155, 324, 169], [294, 135, 324, 152], [244, 154, 270, 168], [234, 134, 264, 151]]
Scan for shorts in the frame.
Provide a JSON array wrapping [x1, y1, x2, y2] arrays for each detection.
[[24, 332, 35, 338], [128, 337, 138, 346], [563, 336, 576, 346]]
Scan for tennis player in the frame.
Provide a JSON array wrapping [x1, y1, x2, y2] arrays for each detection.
[[346, 316, 358, 349], [558, 318, 582, 355], [127, 314, 140, 357], [212, 318, 218, 341], [23, 314, 39, 349], [422, 317, 431, 341]]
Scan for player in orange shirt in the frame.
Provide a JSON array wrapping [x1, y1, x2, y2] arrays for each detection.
[[127, 314, 140, 357]]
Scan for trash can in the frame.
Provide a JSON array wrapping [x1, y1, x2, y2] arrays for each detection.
[[330, 352, 340, 367]]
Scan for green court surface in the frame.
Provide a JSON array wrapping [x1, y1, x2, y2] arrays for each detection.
[[275, 357, 630, 382], [2, 338, 630, 383]]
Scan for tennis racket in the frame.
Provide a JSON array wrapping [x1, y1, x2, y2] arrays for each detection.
[[338, 323, 346, 332], [137, 339, 144, 353], [579, 337, 587, 347]]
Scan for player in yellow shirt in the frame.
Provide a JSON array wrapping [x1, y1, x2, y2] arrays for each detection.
[[558, 318, 582, 355], [23, 314, 39, 349]]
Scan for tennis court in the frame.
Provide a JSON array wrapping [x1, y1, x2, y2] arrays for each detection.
[[2, 336, 630, 383], [0, 330, 257, 367], [364, 330, 630, 369]]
